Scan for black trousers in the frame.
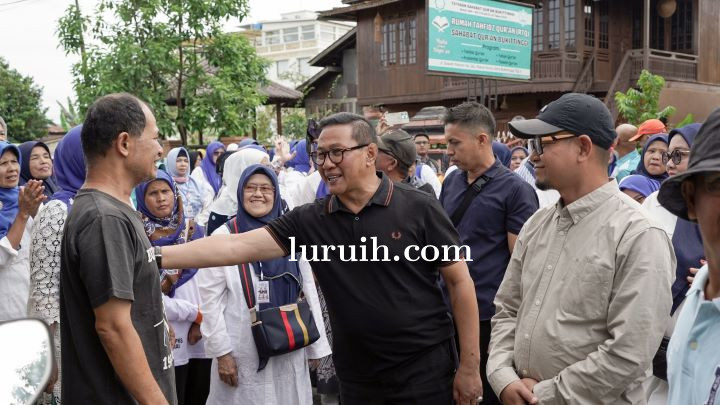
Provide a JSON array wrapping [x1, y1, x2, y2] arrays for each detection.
[[174, 358, 212, 405], [480, 319, 500, 405], [339, 340, 457, 405]]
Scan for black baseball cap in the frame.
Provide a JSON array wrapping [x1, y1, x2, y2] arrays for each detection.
[[508, 93, 616, 149]]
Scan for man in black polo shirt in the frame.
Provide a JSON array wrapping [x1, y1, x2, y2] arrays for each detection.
[[440, 102, 538, 405], [162, 112, 482, 404]]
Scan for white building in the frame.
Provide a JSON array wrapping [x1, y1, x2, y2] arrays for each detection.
[[240, 10, 354, 88]]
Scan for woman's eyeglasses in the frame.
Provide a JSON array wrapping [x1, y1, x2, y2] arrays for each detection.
[[243, 184, 275, 195], [662, 149, 690, 165]]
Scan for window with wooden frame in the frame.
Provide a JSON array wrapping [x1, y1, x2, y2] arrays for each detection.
[[548, 0, 560, 49], [565, 0, 576, 49], [598, 0, 609, 49], [379, 14, 417, 67], [632, 2, 643, 49], [671, 0, 693, 52], [583, 0, 594, 47], [533, 6, 544, 51]]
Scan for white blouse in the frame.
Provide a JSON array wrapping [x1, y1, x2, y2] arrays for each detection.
[[196, 225, 331, 405], [0, 214, 34, 321]]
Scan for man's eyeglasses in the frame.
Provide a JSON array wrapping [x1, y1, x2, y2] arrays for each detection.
[[243, 184, 275, 195], [662, 149, 690, 165], [310, 144, 368, 165], [528, 134, 576, 156], [415, 141, 429, 146]]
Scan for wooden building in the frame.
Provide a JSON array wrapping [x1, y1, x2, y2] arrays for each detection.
[[316, 0, 720, 130]]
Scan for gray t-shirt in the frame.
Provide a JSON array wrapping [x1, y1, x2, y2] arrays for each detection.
[[60, 189, 176, 403]]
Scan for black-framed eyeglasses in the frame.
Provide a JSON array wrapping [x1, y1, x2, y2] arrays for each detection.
[[662, 149, 690, 165], [310, 144, 369, 165], [528, 134, 576, 156]]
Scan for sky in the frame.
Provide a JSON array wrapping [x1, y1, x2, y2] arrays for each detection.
[[0, 0, 345, 124]]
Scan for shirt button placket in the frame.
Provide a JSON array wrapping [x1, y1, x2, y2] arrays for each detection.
[[352, 215, 361, 241]]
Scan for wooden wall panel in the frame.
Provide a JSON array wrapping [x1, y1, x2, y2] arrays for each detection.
[[698, 0, 720, 83]]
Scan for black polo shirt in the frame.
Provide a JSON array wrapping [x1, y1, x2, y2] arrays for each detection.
[[266, 172, 459, 381]]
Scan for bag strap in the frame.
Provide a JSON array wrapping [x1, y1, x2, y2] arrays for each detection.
[[238, 263, 256, 310], [450, 174, 490, 227], [230, 218, 257, 310]]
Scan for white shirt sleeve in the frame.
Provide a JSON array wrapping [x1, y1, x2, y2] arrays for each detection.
[[162, 294, 199, 323], [420, 165, 442, 198], [299, 259, 332, 360], [287, 170, 322, 209]]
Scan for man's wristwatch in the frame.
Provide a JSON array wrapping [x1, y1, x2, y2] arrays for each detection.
[[154, 246, 163, 269]]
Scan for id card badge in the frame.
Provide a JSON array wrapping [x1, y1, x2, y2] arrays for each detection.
[[256, 280, 270, 304]]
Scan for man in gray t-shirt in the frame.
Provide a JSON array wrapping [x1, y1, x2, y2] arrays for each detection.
[[60, 93, 175, 404]]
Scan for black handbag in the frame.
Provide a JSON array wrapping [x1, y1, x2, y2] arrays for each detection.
[[238, 263, 321, 371]]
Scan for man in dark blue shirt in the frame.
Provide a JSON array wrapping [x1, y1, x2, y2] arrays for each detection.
[[440, 102, 538, 405]]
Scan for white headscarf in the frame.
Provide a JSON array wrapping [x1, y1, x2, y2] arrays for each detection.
[[208, 147, 269, 216]]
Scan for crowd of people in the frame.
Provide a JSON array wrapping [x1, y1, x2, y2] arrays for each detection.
[[0, 90, 718, 405]]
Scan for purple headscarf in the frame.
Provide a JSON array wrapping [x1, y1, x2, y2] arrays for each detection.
[[632, 133, 669, 182], [618, 174, 661, 198], [286, 139, 311, 174], [0, 142, 20, 238], [18, 141, 59, 198], [232, 164, 299, 309], [492, 141, 512, 167], [135, 169, 204, 297], [49, 125, 86, 211], [201, 141, 225, 195]]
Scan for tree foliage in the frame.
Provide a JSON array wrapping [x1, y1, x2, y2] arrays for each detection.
[[57, 97, 82, 131], [0, 58, 49, 142], [57, 0, 268, 144], [614, 69, 676, 125]]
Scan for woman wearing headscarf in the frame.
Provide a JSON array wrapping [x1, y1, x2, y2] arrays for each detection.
[[631, 133, 669, 188], [195, 164, 330, 405], [641, 123, 705, 405], [166, 147, 204, 221], [509, 146, 529, 171], [618, 174, 660, 204], [492, 140, 512, 168], [0, 141, 45, 322], [135, 169, 210, 405], [278, 139, 314, 208], [191, 141, 225, 226], [19, 140, 59, 198], [206, 147, 269, 235], [27, 125, 84, 404]]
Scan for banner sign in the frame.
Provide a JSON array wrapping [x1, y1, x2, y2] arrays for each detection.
[[428, 0, 533, 80]]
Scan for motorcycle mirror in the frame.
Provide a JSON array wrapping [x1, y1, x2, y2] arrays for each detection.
[[0, 318, 53, 404]]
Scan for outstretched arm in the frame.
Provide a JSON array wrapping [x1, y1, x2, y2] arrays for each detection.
[[162, 227, 286, 270]]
